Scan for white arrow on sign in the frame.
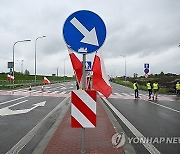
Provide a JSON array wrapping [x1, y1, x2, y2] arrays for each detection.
[[0, 100, 46, 116], [70, 17, 99, 46]]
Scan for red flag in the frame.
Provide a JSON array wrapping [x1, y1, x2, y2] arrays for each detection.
[[43, 77, 51, 84], [7, 74, 14, 81], [68, 49, 82, 84], [92, 51, 112, 98]]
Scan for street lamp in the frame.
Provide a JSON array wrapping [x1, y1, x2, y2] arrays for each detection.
[[119, 55, 127, 81], [35, 36, 46, 84], [13, 39, 31, 87]]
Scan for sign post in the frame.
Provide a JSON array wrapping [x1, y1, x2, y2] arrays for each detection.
[[82, 53, 86, 154], [144, 63, 150, 78], [8, 62, 14, 89], [63, 10, 106, 154]]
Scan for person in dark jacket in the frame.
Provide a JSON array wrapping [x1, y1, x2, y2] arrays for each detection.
[[76, 81, 79, 90]]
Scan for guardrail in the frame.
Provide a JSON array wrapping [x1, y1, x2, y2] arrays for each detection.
[[0, 80, 68, 89]]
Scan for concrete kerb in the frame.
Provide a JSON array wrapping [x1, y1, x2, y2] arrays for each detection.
[[100, 96, 136, 154], [32, 93, 136, 154], [31, 96, 71, 154]]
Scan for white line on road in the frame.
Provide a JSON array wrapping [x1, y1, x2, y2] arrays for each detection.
[[148, 101, 180, 113], [4, 99, 28, 108], [51, 91, 59, 94], [0, 96, 28, 106], [59, 91, 66, 94], [114, 93, 123, 96], [6, 96, 70, 154], [102, 97, 161, 154]]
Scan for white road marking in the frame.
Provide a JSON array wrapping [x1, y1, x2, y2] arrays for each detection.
[[0, 101, 46, 116], [102, 97, 161, 154], [59, 91, 66, 94], [114, 93, 123, 96], [0, 96, 28, 106], [51, 91, 59, 94], [6, 96, 70, 154], [148, 101, 180, 113], [121, 93, 131, 96]]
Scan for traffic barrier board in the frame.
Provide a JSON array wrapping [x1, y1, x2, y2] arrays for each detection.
[[71, 90, 96, 128]]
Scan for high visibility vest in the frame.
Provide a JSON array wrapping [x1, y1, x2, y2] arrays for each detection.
[[153, 83, 158, 90], [133, 83, 137, 90], [147, 83, 151, 90], [176, 83, 180, 90]]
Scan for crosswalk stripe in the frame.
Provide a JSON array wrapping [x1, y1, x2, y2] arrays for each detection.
[[51, 91, 59, 94], [0, 89, 178, 102], [121, 93, 130, 96], [59, 91, 66, 94]]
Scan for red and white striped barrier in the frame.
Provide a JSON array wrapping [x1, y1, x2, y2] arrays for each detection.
[[71, 90, 96, 128]]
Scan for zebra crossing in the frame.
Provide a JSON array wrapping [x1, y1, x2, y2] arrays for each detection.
[[105, 92, 178, 102], [0, 88, 178, 101], [0, 88, 71, 97]]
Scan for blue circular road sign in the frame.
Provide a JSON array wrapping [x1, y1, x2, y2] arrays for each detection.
[[144, 68, 149, 74], [63, 10, 106, 54]]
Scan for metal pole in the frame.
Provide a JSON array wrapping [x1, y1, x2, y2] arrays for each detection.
[[119, 55, 126, 81], [13, 43, 15, 88], [13, 40, 31, 88], [57, 67, 59, 77], [35, 36, 46, 84], [22, 60, 24, 74], [125, 56, 127, 81], [81, 53, 86, 154], [35, 39, 37, 84], [64, 59, 65, 82]]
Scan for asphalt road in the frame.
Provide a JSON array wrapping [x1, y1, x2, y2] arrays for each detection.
[[0, 82, 75, 154], [106, 82, 180, 154], [1, 81, 179, 154]]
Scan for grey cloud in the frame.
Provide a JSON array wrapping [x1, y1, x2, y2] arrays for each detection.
[[0, 0, 180, 76]]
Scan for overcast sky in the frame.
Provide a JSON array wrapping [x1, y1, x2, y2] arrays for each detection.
[[0, 0, 180, 77]]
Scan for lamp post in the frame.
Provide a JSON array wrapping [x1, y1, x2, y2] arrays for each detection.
[[119, 55, 127, 81], [35, 36, 46, 84], [13, 40, 31, 87]]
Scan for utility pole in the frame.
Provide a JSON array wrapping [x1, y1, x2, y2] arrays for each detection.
[[21, 60, 24, 74], [57, 67, 59, 77]]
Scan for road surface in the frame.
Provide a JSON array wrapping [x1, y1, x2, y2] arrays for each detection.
[[0, 82, 75, 154], [104, 82, 180, 154], [0, 81, 179, 154]]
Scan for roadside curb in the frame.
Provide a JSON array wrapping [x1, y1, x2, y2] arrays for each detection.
[[31, 93, 135, 154], [31, 96, 70, 154], [100, 97, 136, 154]]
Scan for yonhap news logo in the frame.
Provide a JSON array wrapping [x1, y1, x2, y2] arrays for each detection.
[[111, 132, 126, 148], [112, 132, 180, 148]]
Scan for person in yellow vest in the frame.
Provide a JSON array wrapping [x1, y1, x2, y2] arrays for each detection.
[[152, 81, 159, 100], [176, 81, 180, 95], [146, 81, 152, 99], [133, 81, 139, 98]]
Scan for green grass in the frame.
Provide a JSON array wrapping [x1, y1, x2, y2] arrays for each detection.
[[113, 78, 167, 94], [0, 72, 74, 89]]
